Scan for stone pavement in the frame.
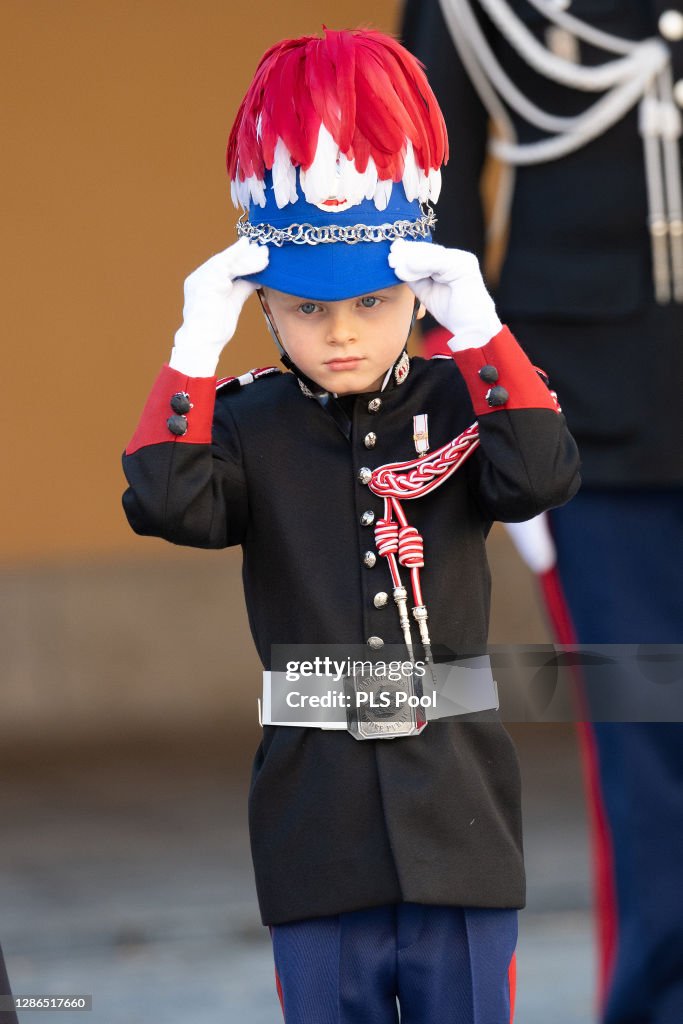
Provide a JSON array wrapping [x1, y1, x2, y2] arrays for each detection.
[[0, 725, 595, 1023]]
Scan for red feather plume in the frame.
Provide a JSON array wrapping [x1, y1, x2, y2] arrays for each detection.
[[226, 27, 448, 190]]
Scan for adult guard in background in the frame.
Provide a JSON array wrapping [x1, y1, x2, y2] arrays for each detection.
[[401, 2, 683, 1022]]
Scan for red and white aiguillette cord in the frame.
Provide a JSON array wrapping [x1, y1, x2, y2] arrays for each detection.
[[369, 423, 480, 664]]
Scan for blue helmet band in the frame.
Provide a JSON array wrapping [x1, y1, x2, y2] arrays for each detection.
[[237, 172, 436, 302]]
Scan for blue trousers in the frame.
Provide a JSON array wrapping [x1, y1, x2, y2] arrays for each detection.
[[269, 903, 518, 1024], [550, 488, 683, 1024]]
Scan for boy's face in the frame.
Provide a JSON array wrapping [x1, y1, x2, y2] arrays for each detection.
[[260, 284, 425, 395]]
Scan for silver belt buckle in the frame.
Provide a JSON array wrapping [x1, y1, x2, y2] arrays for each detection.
[[344, 666, 428, 740]]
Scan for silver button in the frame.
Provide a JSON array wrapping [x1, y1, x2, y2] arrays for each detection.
[[367, 636, 384, 650], [659, 9, 683, 40], [674, 79, 683, 109], [364, 432, 377, 449], [368, 398, 382, 413], [363, 551, 377, 568], [361, 510, 375, 526], [358, 467, 373, 485], [373, 592, 389, 608]]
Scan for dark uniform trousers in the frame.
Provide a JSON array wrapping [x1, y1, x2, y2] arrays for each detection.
[[269, 904, 518, 1024], [122, 326, 579, 1018], [401, 3, 683, 1022]]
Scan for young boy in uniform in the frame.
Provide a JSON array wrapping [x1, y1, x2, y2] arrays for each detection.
[[122, 27, 580, 1023]]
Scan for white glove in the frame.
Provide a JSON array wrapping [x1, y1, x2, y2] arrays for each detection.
[[504, 514, 556, 575], [388, 240, 501, 351], [169, 237, 269, 377]]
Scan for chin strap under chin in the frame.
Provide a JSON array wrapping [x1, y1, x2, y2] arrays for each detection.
[[256, 290, 327, 396], [256, 290, 421, 398]]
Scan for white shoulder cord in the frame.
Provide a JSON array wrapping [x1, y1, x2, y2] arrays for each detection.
[[438, 0, 682, 302], [657, 64, 683, 297]]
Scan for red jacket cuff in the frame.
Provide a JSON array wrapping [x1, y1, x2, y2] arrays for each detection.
[[449, 326, 559, 416], [125, 364, 217, 455]]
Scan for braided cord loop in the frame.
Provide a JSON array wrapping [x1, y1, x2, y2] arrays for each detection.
[[369, 423, 480, 501], [367, 423, 481, 662], [375, 519, 399, 557], [398, 526, 424, 568]]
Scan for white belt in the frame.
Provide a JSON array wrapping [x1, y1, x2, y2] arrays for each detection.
[[258, 656, 499, 730]]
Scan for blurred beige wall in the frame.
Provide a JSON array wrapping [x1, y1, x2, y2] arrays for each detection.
[[1, 1, 399, 563]]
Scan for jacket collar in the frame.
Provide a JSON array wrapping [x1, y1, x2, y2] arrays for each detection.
[[295, 347, 411, 400]]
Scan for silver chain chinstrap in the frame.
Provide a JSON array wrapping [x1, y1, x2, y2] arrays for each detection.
[[236, 205, 437, 247]]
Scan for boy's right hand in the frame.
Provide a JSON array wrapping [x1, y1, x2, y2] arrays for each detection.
[[169, 237, 269, 377]]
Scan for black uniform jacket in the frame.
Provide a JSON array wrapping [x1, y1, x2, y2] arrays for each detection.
[[402, 0, 683, 486], [122, 327, 580, 925]]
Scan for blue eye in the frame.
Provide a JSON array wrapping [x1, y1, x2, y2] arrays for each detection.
[[299, 302, 319, 315], [360, 296, 380, 308]]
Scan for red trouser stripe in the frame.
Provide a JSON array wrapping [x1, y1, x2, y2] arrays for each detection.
[[575, 721, 618, 1012], [535, 563, 618, 1014], [274, 965, 285, 1018], [269, 925, 286, 1019], [509, 951, 517, 1023]]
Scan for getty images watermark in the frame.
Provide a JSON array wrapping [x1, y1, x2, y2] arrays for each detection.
[[283, 656, 434, 710], [258, 644, 683, 729], [260, 646, 500, 740]]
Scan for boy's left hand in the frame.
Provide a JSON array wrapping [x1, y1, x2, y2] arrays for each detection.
[[388, 240, 501, 350]]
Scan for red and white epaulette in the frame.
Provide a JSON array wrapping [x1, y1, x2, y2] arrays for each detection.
[[216, 366, 281, 392]]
